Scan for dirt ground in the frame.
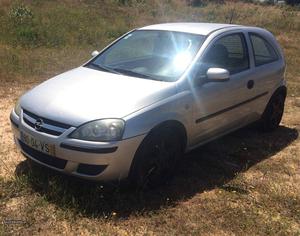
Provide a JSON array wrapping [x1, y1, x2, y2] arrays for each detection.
[[0, 80, 299, 235]]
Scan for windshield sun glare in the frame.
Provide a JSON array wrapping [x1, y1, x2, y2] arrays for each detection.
[[86, 30, 205, 82]]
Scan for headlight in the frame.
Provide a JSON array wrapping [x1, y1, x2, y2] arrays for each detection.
[[69, 119, 125, 142], [14, 99, 21, 117]]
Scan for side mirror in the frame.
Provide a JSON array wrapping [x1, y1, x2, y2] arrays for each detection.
[[91, 50, 99, 57], [206, 68, 229, 82]]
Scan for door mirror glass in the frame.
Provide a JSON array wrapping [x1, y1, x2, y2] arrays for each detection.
[[206, 68, 230, 82], [91, 50, 99, 57]]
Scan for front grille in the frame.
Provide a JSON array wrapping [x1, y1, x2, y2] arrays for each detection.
[[77, 163, 107, 176], [23, 109, 71, 136], [19, 140, 67, 169]]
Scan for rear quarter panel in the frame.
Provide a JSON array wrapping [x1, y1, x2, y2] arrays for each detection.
[[247, 28, 286, 114]]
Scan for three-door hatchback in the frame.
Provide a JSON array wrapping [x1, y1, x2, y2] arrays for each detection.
[[10, 23, 286, 186]]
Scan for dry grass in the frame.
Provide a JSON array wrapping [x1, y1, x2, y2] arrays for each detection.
[[0, 1, 299, 235]]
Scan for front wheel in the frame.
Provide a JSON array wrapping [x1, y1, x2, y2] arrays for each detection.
[[259, 92, 285, 132], [129, 126, 183, 189]]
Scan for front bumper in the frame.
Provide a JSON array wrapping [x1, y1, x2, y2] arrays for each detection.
[[10, 110, 145, 181]]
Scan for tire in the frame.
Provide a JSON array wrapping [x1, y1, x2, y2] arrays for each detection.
[[129, 126, 183, 189], [259, 92, 285, 132]]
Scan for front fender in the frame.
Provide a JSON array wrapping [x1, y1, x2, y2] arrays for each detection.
[[122, 91, 193, 141]]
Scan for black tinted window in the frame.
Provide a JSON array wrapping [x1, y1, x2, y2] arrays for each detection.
[[201, 33, 249, 74], [250, 33, 278, 66]]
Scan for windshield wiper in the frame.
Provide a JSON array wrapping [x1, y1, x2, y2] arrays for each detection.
[[87, 64, 163, 81], [87, 63, 122, 75], [112, 68, 163, 81]]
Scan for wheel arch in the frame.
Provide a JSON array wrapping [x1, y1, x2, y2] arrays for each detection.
[[127, 119, 187, 182], [132, 119, 188, 154], [263, 85, 287, 115], [272, 85, 287, 98], [149, 120, 187, 151], [259, 85, 286, 132]]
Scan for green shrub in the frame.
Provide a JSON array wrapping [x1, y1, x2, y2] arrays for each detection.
[[9, 4, 33, 24], [16, 26, 39, 45], [7, 4, 40, 47]]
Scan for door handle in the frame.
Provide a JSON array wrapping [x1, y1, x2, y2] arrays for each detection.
[[247, 80, 254, 89]]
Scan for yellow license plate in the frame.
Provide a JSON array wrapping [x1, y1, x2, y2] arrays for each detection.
[[20, 131, 56, 156]]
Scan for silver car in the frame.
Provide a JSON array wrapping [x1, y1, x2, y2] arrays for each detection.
[[10, 23, 286, 186]]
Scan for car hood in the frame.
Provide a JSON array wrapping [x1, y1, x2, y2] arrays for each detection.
[[21, 67, 176, 126]]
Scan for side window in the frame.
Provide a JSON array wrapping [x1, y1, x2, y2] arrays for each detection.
[[201, 33, 249, 75], [249, 33, 278, 66]]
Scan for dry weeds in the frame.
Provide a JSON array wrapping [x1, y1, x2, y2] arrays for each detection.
[[0, 1, 299, 235]]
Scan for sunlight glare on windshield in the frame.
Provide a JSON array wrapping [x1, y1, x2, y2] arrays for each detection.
[[173, 51, 193, 72], [89, 30, 205, 81]]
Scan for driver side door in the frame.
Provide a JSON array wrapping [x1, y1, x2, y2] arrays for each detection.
[[191, 31, 258, 146]]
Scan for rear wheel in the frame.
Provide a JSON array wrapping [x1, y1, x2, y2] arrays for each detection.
[[129, 126, 183, 189], [259, 92, 285, 132]]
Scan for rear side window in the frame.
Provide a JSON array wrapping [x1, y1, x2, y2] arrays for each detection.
[[201, 33, 249, 74], [249, 33, 278, 66]]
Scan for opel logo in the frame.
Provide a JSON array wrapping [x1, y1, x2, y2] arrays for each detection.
[[34, 118, 44, 131]]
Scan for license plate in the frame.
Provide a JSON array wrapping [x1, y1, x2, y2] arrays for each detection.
[[20, 131, 56, 156]]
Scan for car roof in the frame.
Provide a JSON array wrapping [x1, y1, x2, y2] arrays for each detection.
[[139, 23, 241, 36]]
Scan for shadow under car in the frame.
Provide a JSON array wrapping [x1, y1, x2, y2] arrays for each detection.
[[15, 125, 298, 218]]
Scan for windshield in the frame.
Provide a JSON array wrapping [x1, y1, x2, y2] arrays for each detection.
[[86, 30, 205, 82]]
